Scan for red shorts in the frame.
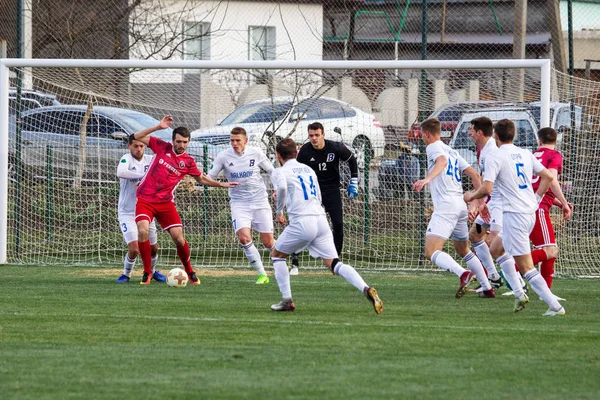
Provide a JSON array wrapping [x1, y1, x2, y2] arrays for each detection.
[[135, 198, 182, 231], [529, 208, 555, 248]]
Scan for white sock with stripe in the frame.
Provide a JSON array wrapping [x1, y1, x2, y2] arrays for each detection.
[[431, 250, 467, 277], [272, 258, 292, 299], [333, 261, 368, 292], [524, 269, 562, 311], [473, 240, 500, 280], [242, 241, 267, 275], [497, 254, 524, 297], [123, 256, 136, 277], [464, 251, 491, 290]]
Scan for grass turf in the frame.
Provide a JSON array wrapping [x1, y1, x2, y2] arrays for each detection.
[[0, 265, 599, 400]]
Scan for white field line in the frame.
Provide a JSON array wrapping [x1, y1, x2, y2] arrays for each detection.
[[2, 311, 598, 335]]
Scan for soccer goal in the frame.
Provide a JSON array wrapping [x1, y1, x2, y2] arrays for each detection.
[[1, 58, 596, 278]]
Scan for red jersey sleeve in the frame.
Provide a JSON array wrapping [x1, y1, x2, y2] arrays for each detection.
[[546, 151, 563, 175]]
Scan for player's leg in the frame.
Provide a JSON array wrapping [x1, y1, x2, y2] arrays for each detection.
[[454, 240, 494, 298], [117, 215, 138, 283], [425, 213, 473, 297], [529, 209, 558, 288], [309, 216, 382, 314], [153, 202, 199, 284], [453, 211, 494, 297], [289, 253, 300, 275], [489, 234, 528, 307], [323, 193, 344, 256], [135, 199, 155, 285], [167, 226, 198, 284], [504, 213, 564, 315], [514, 253, 564, 316], [148, 220, 165, 283], [269, 222, 311, 311], [246, 207, 275, 284], [237, 227, 269, 283], [469, 219, 502, 284]]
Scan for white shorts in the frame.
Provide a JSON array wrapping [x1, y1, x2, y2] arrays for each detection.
[[499, 212, 535, 256], [231, 202, 273, 233], [275, 215, 338, 259], [475, 204, 503, 232], [426, 210, 469, 242], [119, 214, 158, 245]]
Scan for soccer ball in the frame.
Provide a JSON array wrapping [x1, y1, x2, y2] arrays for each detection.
[[166, 268, 189, 288]]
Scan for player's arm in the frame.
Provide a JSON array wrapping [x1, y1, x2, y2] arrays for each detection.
[[536, 167, 572, 220], [194, 173, 239, 188], [462, 166, 485, 216], [340, 144, 359, 199], [464, 180, 493, 202], [132, 115, 173, 145], [271, 170, 287, 225], [116, 157, 145, 180], [207, 153, 224, 180], [412, 155, 447, 192]]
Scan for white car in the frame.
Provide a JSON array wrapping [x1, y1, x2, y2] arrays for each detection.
[[449, 110, 539, 171], [190, 96, 385, 163]]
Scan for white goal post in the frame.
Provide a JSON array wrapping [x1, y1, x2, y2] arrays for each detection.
[[0, 58, 552, 268]]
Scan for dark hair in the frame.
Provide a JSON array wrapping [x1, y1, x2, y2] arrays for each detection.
[[537, 127, 557, 144], [471, 116, 494, 137], [173, 126, 190, 140], [276, 138, 298, 160], [128, 134, 139, 145], [231, 127, 247, 136], [308, 122, 324, 132], [420, 118, 440, 136], [494, 119, 515, 143]]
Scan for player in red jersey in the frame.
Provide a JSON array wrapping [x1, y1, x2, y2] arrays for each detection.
[[530, 127, 572, 291], [133, 115, 239, 285]]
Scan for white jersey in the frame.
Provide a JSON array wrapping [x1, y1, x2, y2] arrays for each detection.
[[426, 140, 470, 214], [271, 159, 325, 223], [478, 138, 502, 209], [208, 146, 274, 205], [483, 143, 545, 214], [117, 153, 153, 215]]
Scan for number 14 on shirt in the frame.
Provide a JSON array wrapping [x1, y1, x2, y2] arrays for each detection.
[[298, 175, 317, 200]]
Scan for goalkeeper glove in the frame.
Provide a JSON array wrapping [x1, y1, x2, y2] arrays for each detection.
[[347, 178, 359, 199]]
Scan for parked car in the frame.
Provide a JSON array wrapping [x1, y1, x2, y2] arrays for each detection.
[[406, 101, 521, 144], [190, 96, 386, 165], [374, 143, 421, 200], [8, 105, 174, 183], [449, 110, 538, 171], [8, 88, 61, 114]]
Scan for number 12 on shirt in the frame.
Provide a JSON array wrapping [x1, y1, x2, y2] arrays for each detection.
[[298, 175, 317, 200]]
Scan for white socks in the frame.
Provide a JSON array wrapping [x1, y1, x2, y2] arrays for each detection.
[[497, 254, 524, 297], [151, 254, 158, 272], [473, 240, 500, 280], [524, 269, 562, 311], [242, 241, 267, 275], [123, 255, 136, 277], [463, 252, 491, 291], [272, 258, 292, 299], [431, 250, 467, 277], [333, 262, 368, 292]]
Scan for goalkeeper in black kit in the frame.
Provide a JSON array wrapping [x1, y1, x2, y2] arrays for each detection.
[[290, 121, 359, 275]]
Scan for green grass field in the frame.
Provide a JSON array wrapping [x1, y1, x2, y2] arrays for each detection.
[[1, 265, 599, 400]]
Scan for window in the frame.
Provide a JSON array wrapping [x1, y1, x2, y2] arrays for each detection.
[[183, 22, 210, 61], [248, 26, 276, 61], [87, 115, 126, 137]]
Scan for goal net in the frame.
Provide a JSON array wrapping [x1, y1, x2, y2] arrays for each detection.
[[1, 59, 597, 278]]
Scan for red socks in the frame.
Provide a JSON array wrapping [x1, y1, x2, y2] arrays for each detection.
[[176, 241, 193, 274], [138, 240, 153, 274]]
